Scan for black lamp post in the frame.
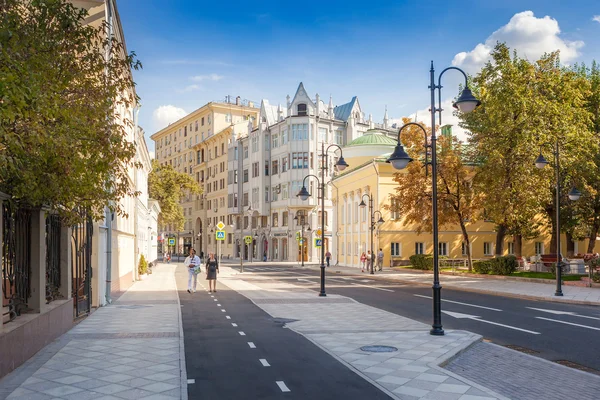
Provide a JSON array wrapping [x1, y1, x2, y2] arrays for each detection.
[[240, 205, 253, 273], [294, 214, 311, 267], [535, 142, 581, 296], [386, 62, 480, 336], [359, 194, 385, 275], [297, 144, 349, 297]]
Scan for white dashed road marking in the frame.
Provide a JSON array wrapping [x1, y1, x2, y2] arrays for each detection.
[[414, 294, 502, 311], [226, 316, 231, 319], [350, 282, 394, 292], [276, 381, 290, 392], [232, 323, 238, 327], [217, 303, 221, 306], [187, 379, 195, 384], [536, 317, 600, 331], [221, 309, 226, 312], [248, 342, 256, 348], [239, 331, 246, 336], [259, 359, 270, 367]]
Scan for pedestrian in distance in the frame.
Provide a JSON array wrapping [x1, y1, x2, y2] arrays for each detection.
[[200, 250, 204, 263], [184, 248, 201, 293], [366, 250, 372, 272], [166, 252, 171, 264], [206, 253, 219, 293], [377, 248, 384, 271], [360, 252, 366, 272], [325, 250, 331, 267]]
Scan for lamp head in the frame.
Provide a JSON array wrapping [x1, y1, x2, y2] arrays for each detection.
[[568, 187, 581, 201], [359, 199, 367, 208], [535, 153, 549, 169], [453, 87, 481, 113], [297, 186, 311, 201], [335, 156, 349, 172], [386, 143, 413, 170], [377, 217, 385, 225]]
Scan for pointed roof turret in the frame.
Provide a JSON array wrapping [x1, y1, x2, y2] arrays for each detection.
[[328, 95, 334, 118], [383, 105, 389, 129]]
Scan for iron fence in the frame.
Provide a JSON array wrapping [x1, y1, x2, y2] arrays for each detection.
[[2, 203, 32, 322], [72, 211, 93, 318], [45, 213, 62, 303]]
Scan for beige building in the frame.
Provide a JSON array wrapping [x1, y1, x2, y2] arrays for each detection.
[[333, 131, 593, 269], [151, 99, 258, 257]]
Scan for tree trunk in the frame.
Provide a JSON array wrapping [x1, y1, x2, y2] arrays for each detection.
[[566, 232, 574, 257], [588, 223, 600, 254], [495, 224, 507, 256], [460, 221, 472, 272], [515, 234, 523, 258]]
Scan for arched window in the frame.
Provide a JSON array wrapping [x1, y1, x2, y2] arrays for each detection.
[[297, 103, 307, 116]]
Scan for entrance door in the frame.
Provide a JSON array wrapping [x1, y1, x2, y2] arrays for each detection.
[[297, 237, 308, 262]]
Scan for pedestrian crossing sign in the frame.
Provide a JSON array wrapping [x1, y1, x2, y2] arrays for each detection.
[[216, 231, 226, 241], [168, 238, 175, 246], [314, 238, 322, 247]]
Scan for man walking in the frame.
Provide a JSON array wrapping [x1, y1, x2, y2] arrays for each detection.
[[325, 250, 331, 267], [185, 248, 201, 293], [377, 248, 384, 271]]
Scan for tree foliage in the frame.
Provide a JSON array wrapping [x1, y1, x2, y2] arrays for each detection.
[[0, 0, 142, 223], [148, 160, 201, 231], [386, 118, 482, 270], [460, 43, 595, 255]]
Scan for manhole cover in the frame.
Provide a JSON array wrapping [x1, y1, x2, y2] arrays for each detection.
[[360, 345, 398, 353]]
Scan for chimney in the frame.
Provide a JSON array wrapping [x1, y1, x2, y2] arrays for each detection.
[[236, 96, 241, 106]]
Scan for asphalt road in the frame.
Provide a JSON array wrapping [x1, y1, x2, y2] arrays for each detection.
[[174, 266, 391, 400], [235, 264, 600, 373]]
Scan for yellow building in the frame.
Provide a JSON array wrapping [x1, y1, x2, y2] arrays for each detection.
[[332, 130, 591, 269], [151, 99, 258, 257]]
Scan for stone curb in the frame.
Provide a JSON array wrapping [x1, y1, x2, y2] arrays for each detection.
[[172, 266, 188, 400]]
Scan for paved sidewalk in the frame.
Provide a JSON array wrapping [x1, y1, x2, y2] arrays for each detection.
[[0, 264, 186, 400], [220, 267, 507, 400]]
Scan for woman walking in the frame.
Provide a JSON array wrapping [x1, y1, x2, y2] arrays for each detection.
[[184, 248, 201, 293], [360, 252, 366, 273], [206, 253, 219, 293]]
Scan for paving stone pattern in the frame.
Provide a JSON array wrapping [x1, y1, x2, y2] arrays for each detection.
[[0, 265, 185, 400], [445, 341, 600, 400]]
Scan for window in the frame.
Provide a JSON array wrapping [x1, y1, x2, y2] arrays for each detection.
[[341, 205, 345, 224], [317, 211, 328, 226], [265, 186, 269, 202], [265, 160, 270, 176], [484, 242, 493, 256], [272, 186, 279, 201], [221, 143, 225, 155], [335, 129, 344, 145], [251, 137, 258, 152], [272, 134, 279, 148], [282, 184, 289, 200], [535, 242, 544, 255], [318, 127, 327, 143], [282, 156, 288, 172], [303, 152, 309, 169], [390, 198, 400, 220], [292, 124, 308, 140], [415, 242, 424, 255], [225, 113, 232, 123], [272, 212, 278, 227], [252, 188, 259, 203], [282, 212, 288, 226], [347, 242, 351, 256], [243, 146, 248, 159], [391, 243, 401, 256], [195, 121, 198, 131], [297, 103, 307, 116], [243, 192, 248, 207], [438, 242, 448, 256], [243, 169, 248, 183], [462, 242, 468, 256], [272, 160, 279, 175], [201, 117, 205, 126], [281, 129, 288, 144], [264, 134, 270, 151], [252, 162, 259, 178], [507, 242, 515, 255], [233, 170, 238, 183], [215, 146, 218, 157]]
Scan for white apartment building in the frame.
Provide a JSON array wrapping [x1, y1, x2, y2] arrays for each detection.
[[227, 83, 397, 262]]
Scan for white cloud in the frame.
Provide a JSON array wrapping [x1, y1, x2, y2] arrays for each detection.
[[190, 73, 223, 82], [593, 15, 600, 23], [152, 105, 187, 131], [390, 98, 468, 142], [180, 84, 202, 93], [453, 11, 584, 73]]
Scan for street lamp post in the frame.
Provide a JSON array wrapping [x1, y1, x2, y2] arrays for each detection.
[[294, 213, 311, 267], [359, 194, 385, 275], [535, 141, 581, 296], [386, 62, 480, 336], [297, 143, 349, 297], [240, 205, 253, 273]]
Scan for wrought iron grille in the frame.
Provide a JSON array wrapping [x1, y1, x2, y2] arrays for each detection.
[[45, 214, 62, 303], [72, 212, 93, 318], [2, 203, 32, 322]]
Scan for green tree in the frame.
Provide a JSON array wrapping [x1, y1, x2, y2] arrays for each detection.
[[386, 119, 482, 270], [148, 160, 201, 230], [0, 0, 142, 223], [460, 43, 594, 256]]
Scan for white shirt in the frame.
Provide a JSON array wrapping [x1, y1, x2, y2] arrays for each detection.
[[185, 255, 201, 267]]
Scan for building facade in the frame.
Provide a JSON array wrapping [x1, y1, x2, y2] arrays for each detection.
[[227, 83, 397, 262], [151, 99, 259, 258]]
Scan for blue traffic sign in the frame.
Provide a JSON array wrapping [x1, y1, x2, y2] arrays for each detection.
[[314, 238, 322, 247], [216, 231, 226, 240]]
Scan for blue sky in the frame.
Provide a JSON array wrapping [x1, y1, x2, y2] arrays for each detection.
[[116, 0, 600, 153]]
